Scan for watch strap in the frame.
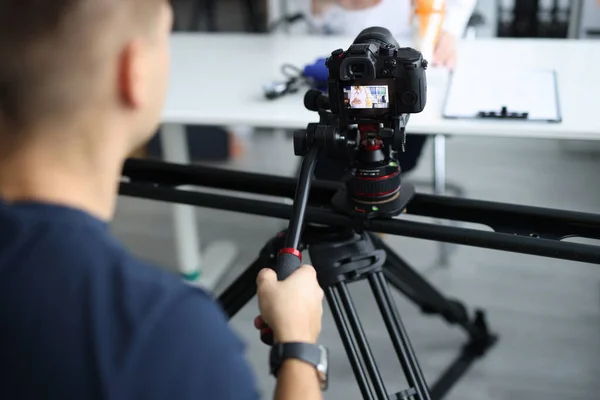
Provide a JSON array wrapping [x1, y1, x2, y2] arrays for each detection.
[[269, 342, 323, 377]]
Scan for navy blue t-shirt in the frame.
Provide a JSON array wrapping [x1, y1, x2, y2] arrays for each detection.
[[0, 199, 260, 399]]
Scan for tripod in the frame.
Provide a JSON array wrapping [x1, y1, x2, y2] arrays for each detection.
[[219, 219, 496, 400], [121, 155, 600, 398], [212, 104, 499, 399]]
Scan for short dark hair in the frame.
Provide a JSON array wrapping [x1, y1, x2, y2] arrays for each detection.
[[0, 0, 163, 130]]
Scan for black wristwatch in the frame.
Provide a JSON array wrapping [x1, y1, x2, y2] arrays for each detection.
[[269, 342, 329, 390]]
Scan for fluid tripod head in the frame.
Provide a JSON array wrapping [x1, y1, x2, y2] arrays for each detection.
[[261, 27, 428, 285], [293, 27, 428, 219]]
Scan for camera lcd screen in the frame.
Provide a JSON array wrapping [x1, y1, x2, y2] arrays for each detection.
[[343, 85, 389, 110]]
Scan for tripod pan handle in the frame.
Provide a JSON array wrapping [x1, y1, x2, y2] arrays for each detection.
[[276, 248, 302, 280], [256, 316, 275, 346]]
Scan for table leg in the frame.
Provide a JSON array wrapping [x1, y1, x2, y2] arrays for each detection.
[[433, 134, 446, 195], [160, 124, 238, 291], [267, 0, 283, 27], [433, 134, 451, 266]]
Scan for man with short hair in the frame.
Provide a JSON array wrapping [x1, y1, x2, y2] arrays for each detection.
[[0, 1, 325, 399]]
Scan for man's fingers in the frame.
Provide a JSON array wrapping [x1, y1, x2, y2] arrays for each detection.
[[446, 53, 457, 70], [257, 265, 317, 286], [433, 33, 456, 69], [297, 265, 321, 286], [298, 264, 317, 278], [256, 268, 276, 287], [435, 50, 454, 68], [433, 40, 447, 64]]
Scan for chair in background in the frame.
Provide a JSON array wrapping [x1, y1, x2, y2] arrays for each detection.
[[466, 10, 486, 38], [496, 0, 571, 38], [155, 0, 257, 163], [172, 0, 266, 32]]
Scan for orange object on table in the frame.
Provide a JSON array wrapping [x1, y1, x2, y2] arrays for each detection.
[[412, 0, 446, 59]]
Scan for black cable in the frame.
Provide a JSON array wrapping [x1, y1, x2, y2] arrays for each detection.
[[281, 63, 304, 80], [263, 63, 312, 100], [267, 12, 318, 33]]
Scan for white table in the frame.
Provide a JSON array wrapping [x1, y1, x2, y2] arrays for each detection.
[[161, 33, 600, 284], [165, 33, 600, 138]]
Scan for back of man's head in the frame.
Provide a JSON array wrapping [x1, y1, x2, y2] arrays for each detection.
[[0, 0, 172, 150]]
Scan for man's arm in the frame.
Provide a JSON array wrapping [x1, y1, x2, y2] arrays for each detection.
[[430, 0, 477, 67], [443, 0, 478, 38], [274, 360, 323, 400]]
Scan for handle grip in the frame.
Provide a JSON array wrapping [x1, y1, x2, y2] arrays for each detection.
[[276, 249, 302, 281], [261, 328, 275, 346], [258, 250, 301, 346], [257, 148, 318, 348]]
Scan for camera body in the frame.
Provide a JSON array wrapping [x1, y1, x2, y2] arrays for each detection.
[[326, 28, 428, 126], [295, 27, 428, 217]]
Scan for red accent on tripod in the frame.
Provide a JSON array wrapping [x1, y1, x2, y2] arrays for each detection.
[[278, 248, 302, 261]]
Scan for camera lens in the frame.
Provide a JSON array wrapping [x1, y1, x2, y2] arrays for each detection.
[[353, 27, 400, 49]]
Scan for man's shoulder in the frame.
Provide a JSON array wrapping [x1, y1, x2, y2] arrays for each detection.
[[116, 283, 260, 399], [0, 200, 229, 349], [115, 255, 224, 337], [0, 204, 259, 399], [114, 264, 260, 399]]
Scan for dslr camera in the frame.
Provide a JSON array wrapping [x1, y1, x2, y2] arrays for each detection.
[[296, 27, 428, 216], [326, 27, 428, 126]]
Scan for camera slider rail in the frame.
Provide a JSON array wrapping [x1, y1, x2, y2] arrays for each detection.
[[120, 158, 600, 266]]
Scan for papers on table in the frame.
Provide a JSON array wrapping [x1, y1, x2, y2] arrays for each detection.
[[442, 68, 561, 122]]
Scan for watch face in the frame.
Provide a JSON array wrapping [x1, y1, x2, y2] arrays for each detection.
[[317, 345, 329, 390]]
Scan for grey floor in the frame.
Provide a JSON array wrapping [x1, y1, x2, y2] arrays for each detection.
[[113, 133, 600, 400]]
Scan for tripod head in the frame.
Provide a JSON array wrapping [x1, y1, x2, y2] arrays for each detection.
[[267, 27, 427, 282], [294, 89, 413, 219], [293, 27, 427, 219], [260, 29, 434, 391]]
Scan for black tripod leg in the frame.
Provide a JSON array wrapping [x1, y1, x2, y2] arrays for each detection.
[[369, 233, 471, 329], [325, 287, 376, 400], [369, 271, 431, 400], [218, 256, 263, 318], [369, 234, 497, 400], [428, 310, 496, 400], [335, 282, 388, 399], [218, 233, 285, 318]]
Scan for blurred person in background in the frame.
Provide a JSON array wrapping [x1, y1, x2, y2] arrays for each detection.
[[310, 0, 476, 69], [349, 85, 372, 108]]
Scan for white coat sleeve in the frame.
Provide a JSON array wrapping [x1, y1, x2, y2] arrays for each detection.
[[443, 0, 478, 37]]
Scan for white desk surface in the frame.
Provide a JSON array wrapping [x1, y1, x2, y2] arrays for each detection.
[[163, 33, 600, 141]]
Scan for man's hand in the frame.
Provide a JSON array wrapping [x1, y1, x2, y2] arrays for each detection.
[[255, 265, 324, 344], [433, 31, 457, 70], [312, 0, 382, 16], [351, 98, 362, 105]]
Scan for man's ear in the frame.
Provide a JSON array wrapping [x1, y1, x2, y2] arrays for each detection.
[[118, 40, 146, 109]]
